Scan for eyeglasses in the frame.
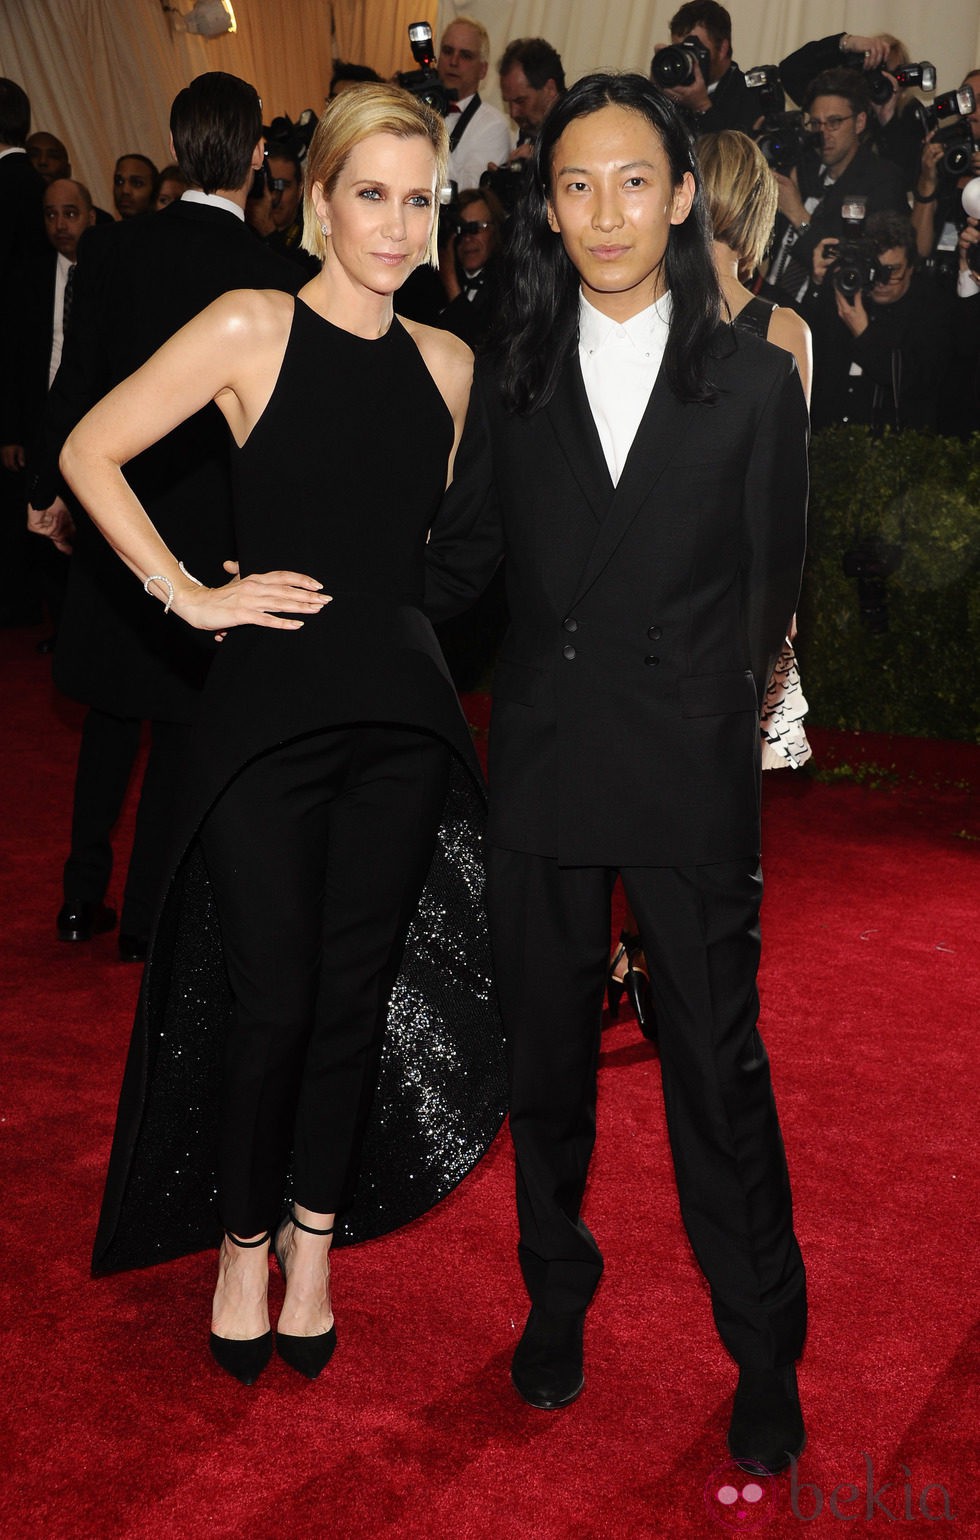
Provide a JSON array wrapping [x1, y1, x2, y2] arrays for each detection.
[[805, 113, 856, 132], [457, 219, 492, 235], [874, 263, 909, 284]]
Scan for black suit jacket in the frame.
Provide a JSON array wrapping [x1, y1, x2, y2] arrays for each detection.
[[33, 199, 302, 721], [425, 328, 809, 867], [0, 245, 57, 449], [0, 150, 46, 285]]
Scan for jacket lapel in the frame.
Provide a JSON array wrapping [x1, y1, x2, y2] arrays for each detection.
[[565, 370, 693, 610], [544, 354, 614, 524]]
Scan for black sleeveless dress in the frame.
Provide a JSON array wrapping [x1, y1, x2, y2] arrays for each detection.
[[92, 300, 507, 1273], [733, 296, 813, 771]]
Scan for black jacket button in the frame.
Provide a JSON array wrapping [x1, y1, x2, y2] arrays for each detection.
[[647, 625, 662, 640], [563, 644, 577, 661], [644, 654, 660, 667], [562, 616, 579, 633]]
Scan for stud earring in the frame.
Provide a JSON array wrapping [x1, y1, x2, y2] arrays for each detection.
[[321, 223, 329, 236]]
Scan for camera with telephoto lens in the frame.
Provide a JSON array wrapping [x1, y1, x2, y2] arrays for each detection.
[[754, 111, 819, 174], [744, 65, 786, 115], [396, 21, 452, 115], [651, 35, 712, 91], [822, 237, 883, 299]]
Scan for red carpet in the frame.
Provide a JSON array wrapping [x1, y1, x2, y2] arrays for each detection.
[[2, 625, 978, 1539]]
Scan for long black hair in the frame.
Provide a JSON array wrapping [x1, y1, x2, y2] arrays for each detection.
[[496, 72, 721, 414]]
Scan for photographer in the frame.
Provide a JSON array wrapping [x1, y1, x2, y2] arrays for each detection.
[[651, 1, 757, 136], [437, 15, 511, 193], [498, 37, 565, 160], [802, 211, 954, 433], [437, 186, 506, 349], [778, 30, 920, 183], [911, 70, 980, 277], [768, 68, 907, 302]]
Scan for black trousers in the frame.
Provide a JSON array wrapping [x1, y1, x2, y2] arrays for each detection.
[[199, 725, 450, 1237], [487, 846, 807, 1370], [63, 706, 188, 937]]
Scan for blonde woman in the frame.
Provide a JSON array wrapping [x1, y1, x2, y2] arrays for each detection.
[[698, 129, 812, 770], [62, 85, 504, 1385]]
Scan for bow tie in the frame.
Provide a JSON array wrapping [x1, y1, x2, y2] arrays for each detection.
[[445, 102, 461, 115]]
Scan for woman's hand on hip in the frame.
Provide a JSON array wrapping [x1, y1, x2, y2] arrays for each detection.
[[176, 559, 331, 637]]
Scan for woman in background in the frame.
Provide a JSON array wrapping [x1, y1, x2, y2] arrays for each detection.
[[698, 128, 812, 771]]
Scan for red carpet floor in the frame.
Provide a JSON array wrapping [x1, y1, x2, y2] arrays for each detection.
[[1, 625, 978, 1539]]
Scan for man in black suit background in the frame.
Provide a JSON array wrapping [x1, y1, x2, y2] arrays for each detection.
[[29, 72, 301, 959], [0, 77, 48, 624], [426, 73, 809, 1471], [1, 177, 95, 638]]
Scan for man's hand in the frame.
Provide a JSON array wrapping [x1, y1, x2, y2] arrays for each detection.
[[28, 495, 75, 555], [841, 33, 892, 68], [652, 40, 712, 115], [812, 239, 839, 287], [774, 167, 807, 229], [916, 134, 943, 196], [1, 444, 26, 472], [835, 285, 869, 336]]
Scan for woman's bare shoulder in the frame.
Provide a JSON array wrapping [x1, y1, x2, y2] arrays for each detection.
[[200, 287, 295, 342], [768, 305, 812, 351]]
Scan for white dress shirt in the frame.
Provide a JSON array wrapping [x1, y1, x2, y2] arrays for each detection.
[[578, 291, 672, 486], [447, 96, 513, 194]]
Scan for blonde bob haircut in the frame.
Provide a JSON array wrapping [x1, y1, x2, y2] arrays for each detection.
[[696, 130, 779, 275], [301, 83, 448, 266]]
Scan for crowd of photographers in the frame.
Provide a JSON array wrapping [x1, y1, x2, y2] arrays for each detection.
[[274, 5, 980, 436]]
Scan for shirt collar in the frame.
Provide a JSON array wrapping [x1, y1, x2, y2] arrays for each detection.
[[578, 290, 673, 355], [180, 189, 245, 222]]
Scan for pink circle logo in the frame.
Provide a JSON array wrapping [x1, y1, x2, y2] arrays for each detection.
[[704, 1461, 777, 1529]]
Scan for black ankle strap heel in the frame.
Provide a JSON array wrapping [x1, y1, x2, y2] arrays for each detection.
[[209, 1230, 273, 1386], [273, 1208, 337, 1380]]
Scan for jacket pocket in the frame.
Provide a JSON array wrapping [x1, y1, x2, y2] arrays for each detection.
[[679, 670, 758, 718], [492, 656, 542, 707]]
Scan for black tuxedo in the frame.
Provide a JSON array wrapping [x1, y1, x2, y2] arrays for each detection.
[[34, 198, 302, 936], [426, 326, 809, 1368]]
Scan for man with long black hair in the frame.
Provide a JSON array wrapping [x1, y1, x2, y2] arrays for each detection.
[[426, 72, 809, 1470]]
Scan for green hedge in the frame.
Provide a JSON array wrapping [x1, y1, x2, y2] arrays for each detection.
[[796, 428, 980, 743]]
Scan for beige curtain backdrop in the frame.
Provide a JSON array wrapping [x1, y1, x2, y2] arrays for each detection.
[[2, 0, 979, 212]]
